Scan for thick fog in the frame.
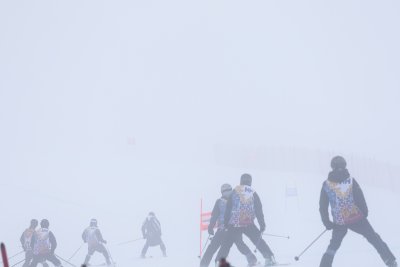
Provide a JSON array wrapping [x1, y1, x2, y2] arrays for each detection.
[[1, 1, 399, 267]]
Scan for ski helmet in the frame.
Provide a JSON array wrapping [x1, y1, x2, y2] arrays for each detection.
[[149, 212, 155, 216], [90, 219, 97, 227], [331, 156, 347, 170], [220, 183, 232, 194], [221, 183, 232, 198], [30, 219, 38, 228], [240, 173, 252, 186], [40, 219, 49, 228]]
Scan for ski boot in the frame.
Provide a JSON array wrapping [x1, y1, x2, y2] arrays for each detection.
[[264, 255, 277, 266]]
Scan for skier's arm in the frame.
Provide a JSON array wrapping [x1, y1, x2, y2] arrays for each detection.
[[208, 200, 220, 234], [49, 232, 57, 253], [30, 234, 36, 251], [253, 192, 266, 232], [82, 230, 86, 242], [20, 232, 25, 248], [141, 221, 147, 238], [353, 179, 368, 217], [96, 229, 107, 243], [224, 194, 233, 228], [319, 184, 333, 229]]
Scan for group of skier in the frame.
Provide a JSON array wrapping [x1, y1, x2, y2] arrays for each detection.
[[19, 214, 167, 267], [20, 219, 63, 267], [17, 156, 398, 267], [200, 156, 398, 267], [200, 174, 276, 267]]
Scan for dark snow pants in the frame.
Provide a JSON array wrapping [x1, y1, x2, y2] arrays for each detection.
[[320, 218, 396, 267], [200, 229, 257, 267], [218, 224, 273, 261], [84, 244, 110, 265], [23, 250, 33, 267], [141, 238, 166, 256], [30, 253, 61, 267]]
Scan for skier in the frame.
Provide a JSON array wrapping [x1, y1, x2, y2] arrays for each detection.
[[219, 174, 276, 266], [82, 219, 111, 266], [319, 156, 397, 267], [200, 184, 258, 267], [30, 219, 63, 267], [141, 212, 167, 258], [20, 219, 39, 267]]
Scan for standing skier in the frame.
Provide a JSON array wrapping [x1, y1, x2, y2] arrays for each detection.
[[141, 212, 167, 258], [200, 184, 258, 267], [20, 219, 38, 267], [30, 219, 63, 267], [319, 156, 397, 267], [82, 219, 111, 266], [220, 174, 276, 266]]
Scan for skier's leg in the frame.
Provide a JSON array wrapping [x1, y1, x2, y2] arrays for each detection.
[[200, 230, 224, 267], [234, 236, 258, 266], [46, 254, 62, 267], [23, 251, 33, 267], [159, 239, 167, 257], [29, 255, 40, 267], [243, 224, 273, 259], [97, 245, 111, 264], [216, 228, 237, 263], [320, 226, 347, 267], [141, 241, 150, 258], [350, 219, 396, 265], [84, 247, 95, 265]]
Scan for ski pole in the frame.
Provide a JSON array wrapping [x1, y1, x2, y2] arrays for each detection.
[[10, 258, 25, 267], [68, 244, 84, 261], [55, 254, 77, 267], [263, 233, 290, 239], [198, 235, 212, 259], [1, 243, 10, 267], [2, 250, 25, 263], [116, 238, 143, 246], [294, 229, 328, 261]]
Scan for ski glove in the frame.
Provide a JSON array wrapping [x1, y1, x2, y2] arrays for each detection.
[[102, 240, 107, 244], [208, 228, 214, 236], [259, 224, 266, 233], [324, 221, 334, 230]]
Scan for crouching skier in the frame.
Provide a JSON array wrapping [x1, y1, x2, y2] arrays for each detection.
[[319, 156, 397, 267], [200, 184, 258, 267], [141, 212, 167, 258], [30, 219, 63, 267], [82, 219, 111, 266]]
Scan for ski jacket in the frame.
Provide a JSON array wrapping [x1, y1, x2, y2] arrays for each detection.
[[209, 197, 228, 231], [142, 216, 162, 238], [224, 185, 265, 229], [82, 227, 106, 246], [20, 228, 35, 251], [320, 169, 368, 226], [32, 228, 57, 255]]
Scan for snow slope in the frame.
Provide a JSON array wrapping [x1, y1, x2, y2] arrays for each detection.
[[1, 167, 399, 267]]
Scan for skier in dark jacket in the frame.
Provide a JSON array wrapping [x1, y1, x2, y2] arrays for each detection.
[[219, 174, 276, 267], [29, 219, 63, 267], [319, 156, 397, 267], [141, 212, 166, 258], [82, 219, 111, 266], [200, 184, 258, 267], [20, 219, 39, 267]]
